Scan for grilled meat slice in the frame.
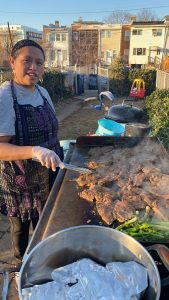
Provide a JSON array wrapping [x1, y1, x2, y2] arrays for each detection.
[[132, 172, 148, 187], [152, 199, 169, 221], [141, 192, 156, 207], [95, 195, 117, 225], [142, 166, 161, 175], [113, 200, 135, 223], [141, 193, 169, 220], [97, 176, 117, 188], [117, 176, 130, 188], [149, 174, 169, 199], [93, 186, 118, 202], [96, 200, 116, 225], [87, 161, 103, 170], [148, 172, 166, 186], [76, 173, 101, 187], [122, 190, 146, 210], [79, 188, 96, 202], [86, 186, 117, 225], [79, 185, 118, 202]]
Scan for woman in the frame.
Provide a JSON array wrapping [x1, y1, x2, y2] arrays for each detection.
[[0, 39, 63, 266]]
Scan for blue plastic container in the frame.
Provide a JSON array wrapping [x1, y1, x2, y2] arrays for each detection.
[[96, 118, 125, 136]]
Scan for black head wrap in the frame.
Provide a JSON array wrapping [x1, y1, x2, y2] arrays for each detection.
[[11, 39, 45, 60]]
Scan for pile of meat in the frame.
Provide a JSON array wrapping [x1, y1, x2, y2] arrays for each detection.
[[76, 141, 169, 225]]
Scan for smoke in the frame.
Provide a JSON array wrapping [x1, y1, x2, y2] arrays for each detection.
[[88, 139, 169, 174]]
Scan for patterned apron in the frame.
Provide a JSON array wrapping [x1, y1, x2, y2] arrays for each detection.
[[0, 81, 61, 222]]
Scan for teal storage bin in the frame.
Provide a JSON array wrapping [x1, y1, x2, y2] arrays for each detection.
[[96, 118, 125, 136]]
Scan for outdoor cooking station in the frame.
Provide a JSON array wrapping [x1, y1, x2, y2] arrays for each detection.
[[24, 136, 169, 300]]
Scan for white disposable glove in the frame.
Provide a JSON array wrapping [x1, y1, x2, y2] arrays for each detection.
[[32, 146, 64, 172]]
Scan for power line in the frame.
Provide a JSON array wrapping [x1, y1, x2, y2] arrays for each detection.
[[0, 5, 169, 15]]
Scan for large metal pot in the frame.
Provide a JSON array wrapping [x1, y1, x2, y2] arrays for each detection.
[[125, 123, 150, 137], [19, 225, 161, 299]]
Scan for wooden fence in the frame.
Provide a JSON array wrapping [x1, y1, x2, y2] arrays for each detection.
[[156, 69, 169, 89]]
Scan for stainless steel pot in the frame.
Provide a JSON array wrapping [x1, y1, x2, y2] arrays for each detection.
[[19, 225, 161, 299], [125, 123, 150, 137]]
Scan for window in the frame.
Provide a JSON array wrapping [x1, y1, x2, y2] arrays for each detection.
[[106, 50, 112, 64], [73, 32, 79, 41], [112, 50, 117, 59], [101, 30, 105, 38], [124, 30, 130, 41], [56, 34, 61, 41], [133, 48, 146, 55], [132, 29, 142, 35], [49, 34, 55, 42], [62, 34, 66, 41], [152, 29, 162, 36], [101, 30, 112, 38], [106, 51, 111, 58], [107, 30, 112, 38], [157, 48, 161, 55]]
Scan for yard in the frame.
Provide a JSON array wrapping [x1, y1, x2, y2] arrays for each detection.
[[57, 96, 146, 140]]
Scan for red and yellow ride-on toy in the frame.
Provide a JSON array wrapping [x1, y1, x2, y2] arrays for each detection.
[[130, 78, 145, 99]]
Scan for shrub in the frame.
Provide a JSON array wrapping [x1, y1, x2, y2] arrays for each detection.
[[41, 70, 71, 103], [145, 89, 169, 149], [108, 57, 130, 96]]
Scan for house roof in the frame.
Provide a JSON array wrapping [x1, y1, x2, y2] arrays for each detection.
[[72, 21, 104, 25], [132, 21, 164, 26]]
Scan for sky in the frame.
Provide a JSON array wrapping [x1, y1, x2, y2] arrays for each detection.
[[0, 0, 169, 31]]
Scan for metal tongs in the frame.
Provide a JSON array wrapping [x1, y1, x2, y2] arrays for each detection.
[[61, 162, 92, 174]]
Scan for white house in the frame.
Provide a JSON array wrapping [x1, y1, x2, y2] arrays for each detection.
[[45, 27, 71, 68], [129, 17, 169, 68]]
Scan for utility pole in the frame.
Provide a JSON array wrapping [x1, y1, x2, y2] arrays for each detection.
[[7, 22, 13, 49], [74, 61, 78, 94], [0, 70, 3, 85]]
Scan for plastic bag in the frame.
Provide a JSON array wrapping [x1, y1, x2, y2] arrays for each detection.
[[22, 258, 148, 300]]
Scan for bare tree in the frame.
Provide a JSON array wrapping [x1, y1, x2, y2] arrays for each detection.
[[71, 30, 98, 68], [137, 8, 159, 21], [0, 33, 12, 67], [0, 25, 21, 68], [104, 8, 159, 24], [104, 11, 132, 24]]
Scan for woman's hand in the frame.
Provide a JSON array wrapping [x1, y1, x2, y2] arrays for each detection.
[[32, 146, 64, 171]]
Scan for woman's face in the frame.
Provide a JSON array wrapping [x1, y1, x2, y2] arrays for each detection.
[[10, 46, 44, 90]]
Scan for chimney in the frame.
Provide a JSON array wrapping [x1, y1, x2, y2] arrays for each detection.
[[55, 20, 59, 27], [130, 16, 137, 23]]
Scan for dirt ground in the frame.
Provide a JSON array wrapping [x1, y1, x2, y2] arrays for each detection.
[[56, 96, 146, 140]]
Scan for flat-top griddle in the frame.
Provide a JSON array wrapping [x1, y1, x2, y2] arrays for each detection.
[[26, 136, 169, 255]]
